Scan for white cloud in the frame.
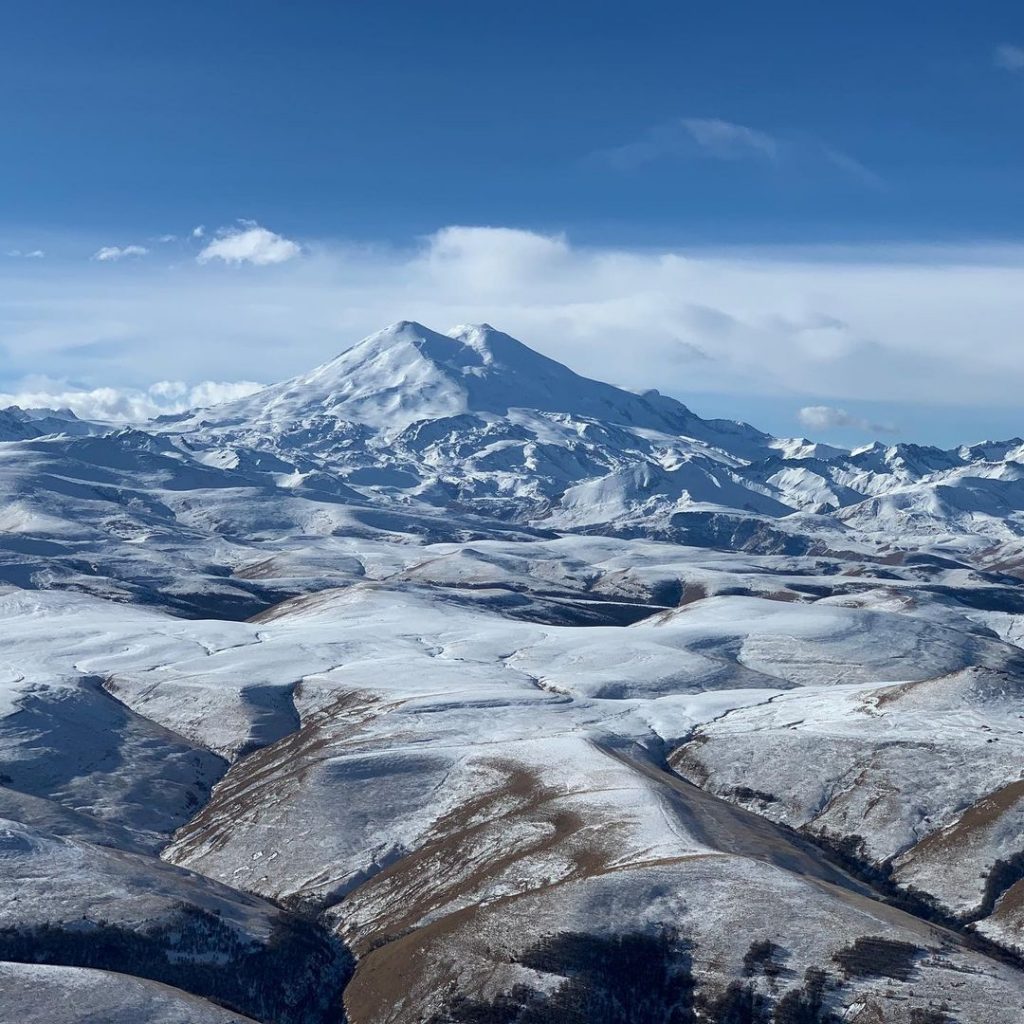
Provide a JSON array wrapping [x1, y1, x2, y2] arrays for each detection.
[[995, 44, 1024, 71], [6, 249, 45, 259], [197, 223, 301, 266], [680, 118, 780, 161], [821, 147, 885, 189], [798, 405, 897, 435], [93, 244, 149, 262], [192, 225, 206, 239], [599, 117, 779, 168], [421, 225, 570, 294], [0, 379, 263, 423], [597, 117, 878, 186]]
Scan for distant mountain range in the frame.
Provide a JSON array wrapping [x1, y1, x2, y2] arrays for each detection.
[[148, 320, 1024, 552]]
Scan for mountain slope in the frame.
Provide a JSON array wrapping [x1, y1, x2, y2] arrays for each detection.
[[2, 322, 1024, 1022]]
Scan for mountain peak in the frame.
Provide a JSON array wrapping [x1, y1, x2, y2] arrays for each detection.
[[180, 321, 712, 437]]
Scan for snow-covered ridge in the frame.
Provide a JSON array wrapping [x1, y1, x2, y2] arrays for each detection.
[[0, 405, 97, 442], [151, 320, 1024, 551]]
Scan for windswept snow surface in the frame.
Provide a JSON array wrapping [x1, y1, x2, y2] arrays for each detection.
[[0, 963, 260, 1024], [3, 322, 1024, 1021]]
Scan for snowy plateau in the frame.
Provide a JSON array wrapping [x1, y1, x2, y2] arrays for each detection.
[[2, 320, 1024, 1023]]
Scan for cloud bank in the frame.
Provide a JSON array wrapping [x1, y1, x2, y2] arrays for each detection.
[[1, 225, 1023, 439], [0, 380, 263, 422]]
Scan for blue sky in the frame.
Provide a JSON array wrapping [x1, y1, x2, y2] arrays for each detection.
[[1, 2, 1023, 444], [4, 1, 1023, 242]]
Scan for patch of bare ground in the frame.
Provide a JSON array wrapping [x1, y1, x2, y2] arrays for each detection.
[[246, 588, 340, 623], [878, 551, 908, 566], [164, 689, 388, 864], [340, 761, 618, 956], [234, 557, 283, 580], [677, 582, 708, 606], [988, 874, 1024, 928], [903, 780, 1024, 862], [337, 763, 606, 1024], [868, 677, 933, 709], [339, 757, 720, 1024]]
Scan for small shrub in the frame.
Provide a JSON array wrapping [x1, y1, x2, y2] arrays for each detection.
[[772, 968, 838, 1024], [832, 936, 921, 981], [979, 852, 1024, 918], [743, 939, 785, 979], [699, 980, 771, 1023], [909, 1009, 952, 1024], [731, 786, 779, 805], [431, 928, 696, 1024]]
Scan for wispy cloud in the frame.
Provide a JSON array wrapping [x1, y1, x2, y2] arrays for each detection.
[[0, 378, 263, 422], [599, 117, 780, 168], [197, 222, 301, 266], [821, 147, 885, 189], [93, 244, 149, 262], [995, 44, 1024, 71], [798, 405, 898, 435], [5, 249, 45, 259], [595, 116, 881, 187], [679, 118, 780, 161]]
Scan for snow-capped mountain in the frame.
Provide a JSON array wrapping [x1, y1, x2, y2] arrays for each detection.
[[0, 405, 96, 442], [182, 320, 711, 433], [157, 320, 1024, 556], [3, 322, 1024, 1023]]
